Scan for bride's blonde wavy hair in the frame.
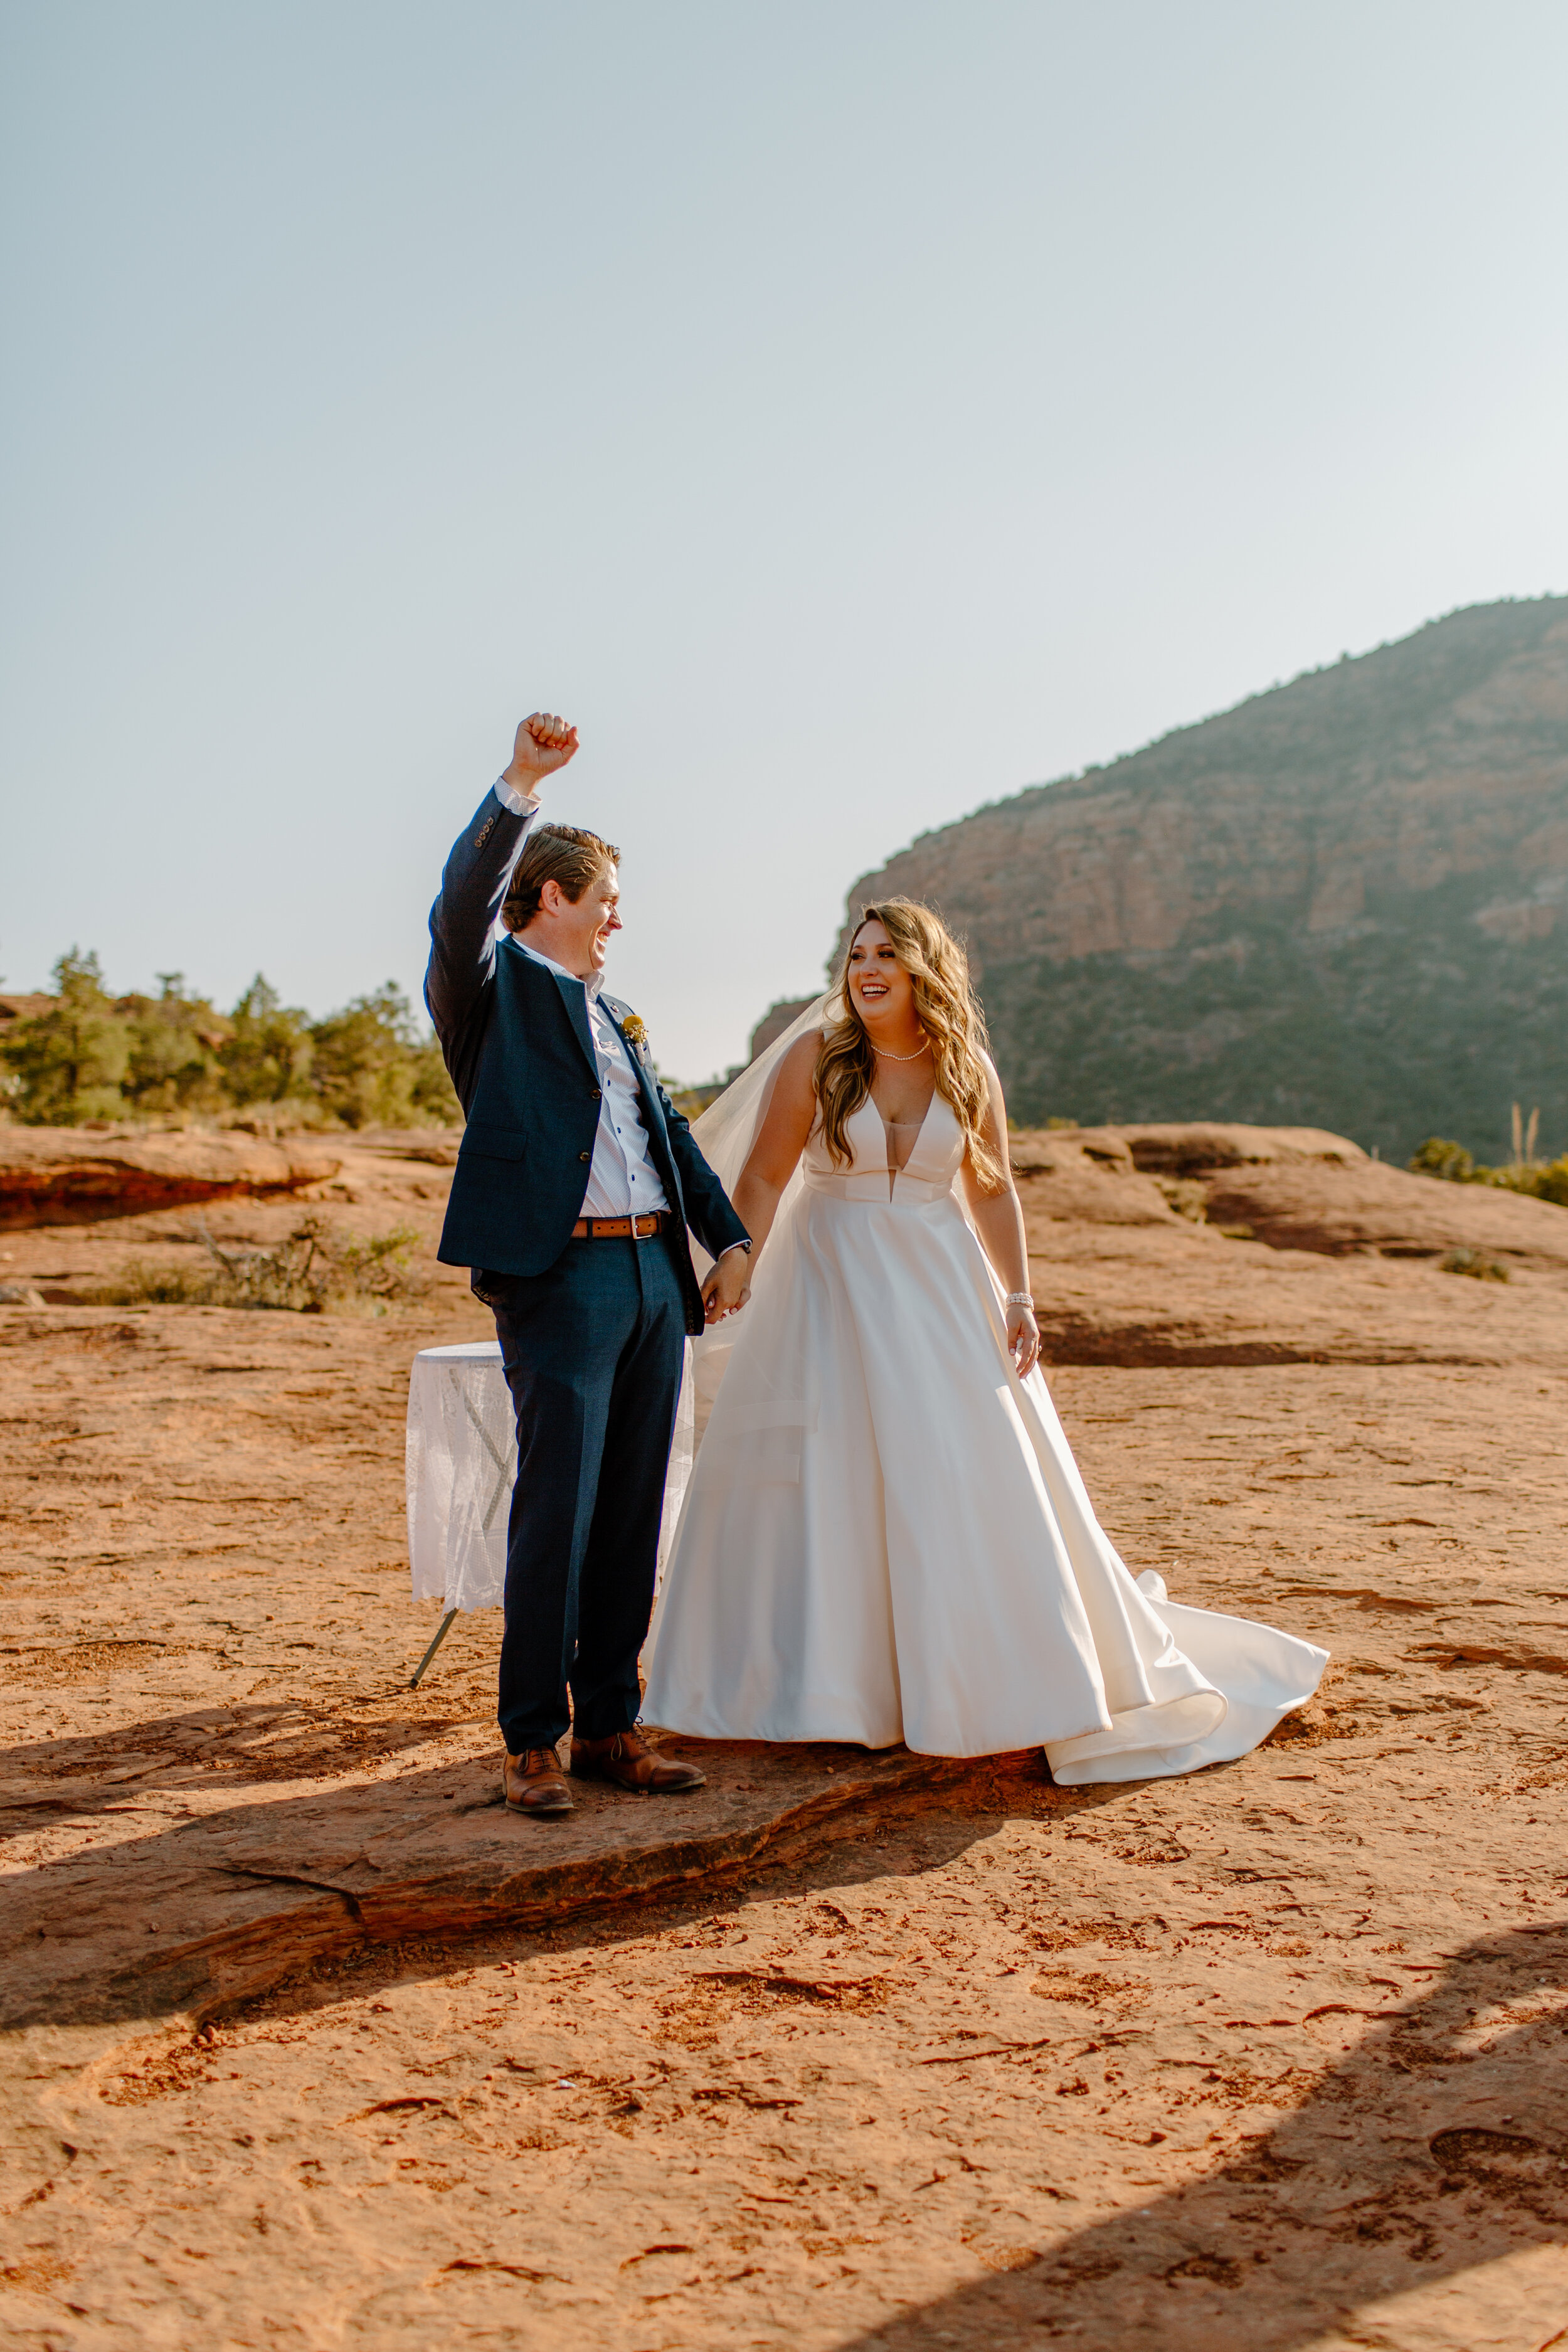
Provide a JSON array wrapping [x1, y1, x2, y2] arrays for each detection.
[[817, 898, 1005, 1191]]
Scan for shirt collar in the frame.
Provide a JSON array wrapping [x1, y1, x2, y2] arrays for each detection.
[[513, 935, 607, 1003]]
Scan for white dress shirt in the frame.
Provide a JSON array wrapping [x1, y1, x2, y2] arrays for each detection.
[[492, 775, 668, 1219], [491, 775, 747, 1258], [514, 935, 671, 1218]]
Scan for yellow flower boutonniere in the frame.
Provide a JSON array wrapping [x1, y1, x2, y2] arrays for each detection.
[[620, 1012, 649, 1052]]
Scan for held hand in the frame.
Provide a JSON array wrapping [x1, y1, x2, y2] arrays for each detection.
[[701, 1248, 752, 1325], [1007, 1302, 1041, 1379], [504, 711, 580, 792]]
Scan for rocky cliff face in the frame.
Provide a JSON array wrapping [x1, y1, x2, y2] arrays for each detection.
[[0, 1129, 341, 1231], [835, 597, 1568, 1160]]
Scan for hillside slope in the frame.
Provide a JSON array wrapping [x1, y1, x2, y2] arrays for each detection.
[[837, 598, 1568, 1159]]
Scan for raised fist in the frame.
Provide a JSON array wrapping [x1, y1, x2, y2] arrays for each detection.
[[506, 711, 580, 788]]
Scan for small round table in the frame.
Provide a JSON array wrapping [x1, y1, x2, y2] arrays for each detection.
[[405, 1341, 515, 1685], [403, 1336, 694, 1688]]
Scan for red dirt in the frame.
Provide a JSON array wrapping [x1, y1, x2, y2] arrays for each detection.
[[1, 1129, 1565, 2349]]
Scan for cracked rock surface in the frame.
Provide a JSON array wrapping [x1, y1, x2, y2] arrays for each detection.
[[1, 1128, 1565, 2348]]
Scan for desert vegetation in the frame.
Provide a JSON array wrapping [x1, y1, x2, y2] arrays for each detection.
[[1409, 1102, 1568, 1207], [89, 1213, 430, 1314], [0, 951, 459, 1130]]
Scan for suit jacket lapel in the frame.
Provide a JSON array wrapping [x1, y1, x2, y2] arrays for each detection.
[[604, 1003, 682, 1206], [605, 1002, 659, 1128], [548, 969, 600, 1081], [499, 934, 599, 1081]]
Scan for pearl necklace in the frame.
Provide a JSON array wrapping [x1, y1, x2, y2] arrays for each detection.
[[871, 1037, 931, 1061]]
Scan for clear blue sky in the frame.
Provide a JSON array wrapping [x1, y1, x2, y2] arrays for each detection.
[[3, 1, 1565, 1081]]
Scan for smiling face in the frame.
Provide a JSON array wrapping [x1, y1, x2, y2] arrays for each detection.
[[570, 863, 622, 973], [531, 861, 622, 978], [846, 918, 918, 1029]]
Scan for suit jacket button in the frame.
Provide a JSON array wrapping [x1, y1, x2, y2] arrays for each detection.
[[579, 1152, 591, 1162]]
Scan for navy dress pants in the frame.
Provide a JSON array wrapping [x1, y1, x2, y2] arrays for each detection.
[[488, 1233, 687, 1753]]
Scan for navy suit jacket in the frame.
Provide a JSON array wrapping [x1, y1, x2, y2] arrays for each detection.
[[425, 788, 749, 1336]]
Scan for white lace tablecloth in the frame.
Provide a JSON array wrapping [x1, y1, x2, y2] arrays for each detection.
[[405, 1338, 696, 1616], [406, 1342, 516, 1612]]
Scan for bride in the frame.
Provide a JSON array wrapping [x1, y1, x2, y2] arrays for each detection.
[[642, 899, 1327, 1783]]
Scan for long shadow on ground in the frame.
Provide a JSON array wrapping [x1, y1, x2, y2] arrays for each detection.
[[829, 1921, 1568, 2352]]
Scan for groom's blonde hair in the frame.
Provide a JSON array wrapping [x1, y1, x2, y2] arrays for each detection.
[[817, 898, 1004, 1192]]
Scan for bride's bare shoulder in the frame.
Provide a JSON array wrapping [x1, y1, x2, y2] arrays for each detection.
[[771, 1030, 824, 1101], [756, 1030, 821, 1125], [749, 1029, 824, 1163]]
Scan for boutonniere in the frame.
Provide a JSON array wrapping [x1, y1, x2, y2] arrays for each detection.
[[619, 1012, 649, 1052]]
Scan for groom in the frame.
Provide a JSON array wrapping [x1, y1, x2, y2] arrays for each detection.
[[425, 712, 752, 1819]]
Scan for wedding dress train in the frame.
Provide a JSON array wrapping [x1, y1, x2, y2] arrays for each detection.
[[642, 1063, 1327, 1783]]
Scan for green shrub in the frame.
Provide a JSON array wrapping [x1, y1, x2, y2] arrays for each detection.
[[1409, 1136, 1567, 1207], [1440, 1248, 1510, 1281], [92, 1217, 429, 1314], [91, 1258, 216, 1305], [1408, 1136, 1475, 1182], [1487, 1154, 1568, 1208]]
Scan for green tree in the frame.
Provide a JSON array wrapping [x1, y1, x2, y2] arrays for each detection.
[[407, 1033, 462, 1124], [1, 956, 460, 1132], [1, 950, 130, 1124], [120, 972, 230, 1116], [307, 983, 459, 1128], [220, 975, 315, 1106]]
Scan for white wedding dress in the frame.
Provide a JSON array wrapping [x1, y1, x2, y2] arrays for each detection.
[[642, 1027, 1327, 1783]]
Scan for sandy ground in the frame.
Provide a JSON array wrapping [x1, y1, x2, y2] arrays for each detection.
[[1, 1135, 1566, 2349]]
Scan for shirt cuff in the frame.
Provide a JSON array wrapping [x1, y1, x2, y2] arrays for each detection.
[[493, 774, 542, 817], [714, 1241, 750, 1263]]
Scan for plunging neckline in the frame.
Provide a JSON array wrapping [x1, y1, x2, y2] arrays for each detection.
[[875, 1089, 938, 1195]]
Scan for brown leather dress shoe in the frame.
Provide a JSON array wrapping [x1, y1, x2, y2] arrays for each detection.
[[502, 1745, 573, 1816], [569, 1726, 706, 1793]]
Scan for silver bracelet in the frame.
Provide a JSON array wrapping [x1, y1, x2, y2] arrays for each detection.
[[1005, 1291, 1034, 1308]]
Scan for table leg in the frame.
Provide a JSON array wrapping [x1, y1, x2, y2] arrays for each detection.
[[408, 1606, 458, 1690], [461, 1389, 514, 1534]]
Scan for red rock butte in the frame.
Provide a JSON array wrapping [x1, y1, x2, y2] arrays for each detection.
[[825, 596, 1568, 1162]]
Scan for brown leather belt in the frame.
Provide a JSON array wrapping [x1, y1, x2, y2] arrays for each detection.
[[570, 1210, 672, 1241]]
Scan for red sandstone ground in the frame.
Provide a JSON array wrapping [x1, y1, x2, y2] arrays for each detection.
[[1, 1131, 1566, 2350]]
